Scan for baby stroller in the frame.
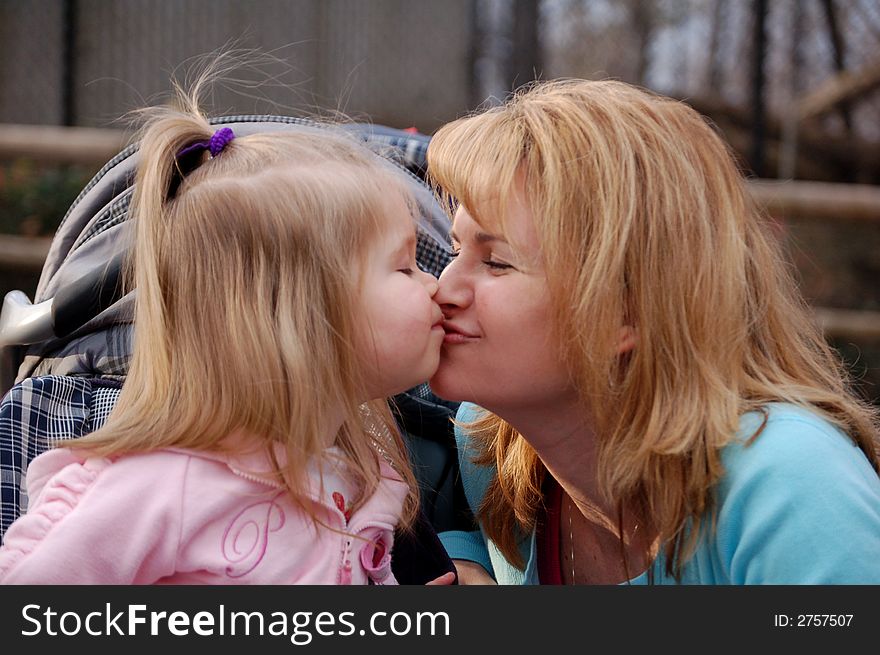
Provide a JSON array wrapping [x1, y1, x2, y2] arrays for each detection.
[[0, 116, 468, 581]]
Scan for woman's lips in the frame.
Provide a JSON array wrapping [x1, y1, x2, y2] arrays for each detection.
[[442, 322, 479, 344]]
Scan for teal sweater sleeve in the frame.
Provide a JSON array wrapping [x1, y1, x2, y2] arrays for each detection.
[[437, 530, 495, 577], [714, 406, 880, 584]]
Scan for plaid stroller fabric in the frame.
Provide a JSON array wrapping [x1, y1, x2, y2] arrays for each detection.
[[0, 376, 121, 537]]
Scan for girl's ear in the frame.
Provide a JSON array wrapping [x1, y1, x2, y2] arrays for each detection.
[[617, 326, 637, 354]]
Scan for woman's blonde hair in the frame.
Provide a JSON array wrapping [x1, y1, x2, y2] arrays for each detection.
[[428, 79, 880, 576], [70, 82, 419, 528]]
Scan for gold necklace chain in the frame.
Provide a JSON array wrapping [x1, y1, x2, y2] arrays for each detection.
[[567, 495, 640, 584], [568, 499, 576, 584]]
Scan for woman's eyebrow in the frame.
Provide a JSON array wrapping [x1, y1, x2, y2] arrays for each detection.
[[449, 230, 507, 244]]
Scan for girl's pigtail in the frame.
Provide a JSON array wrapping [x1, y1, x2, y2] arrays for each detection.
[[125, 103, 215, 400]]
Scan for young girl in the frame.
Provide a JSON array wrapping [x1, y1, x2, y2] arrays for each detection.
[[0, 92, 445, 584]]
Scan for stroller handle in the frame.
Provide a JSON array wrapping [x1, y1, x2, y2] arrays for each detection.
[[0, 254, 125, 398], [0, 252, 125, 352]]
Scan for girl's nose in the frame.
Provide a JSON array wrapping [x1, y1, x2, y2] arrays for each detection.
[[418, 268, 439, 297]]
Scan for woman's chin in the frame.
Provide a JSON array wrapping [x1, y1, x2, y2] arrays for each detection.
[[428, 367, 466, 403]]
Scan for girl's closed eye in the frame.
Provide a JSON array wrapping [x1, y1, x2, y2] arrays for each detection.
[[398, 252, 419, 275]]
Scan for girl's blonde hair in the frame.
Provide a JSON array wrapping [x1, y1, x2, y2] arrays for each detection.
[[428, 79, 880, 577], [70, 83, 419, 528]]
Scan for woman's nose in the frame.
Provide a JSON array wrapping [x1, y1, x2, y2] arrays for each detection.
[[435, 257, 472, 311]]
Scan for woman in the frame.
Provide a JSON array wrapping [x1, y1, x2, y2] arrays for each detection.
[[428, 80, 880, 584]]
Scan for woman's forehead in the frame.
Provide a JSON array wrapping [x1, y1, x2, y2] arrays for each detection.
[[452, 200, 540, 256]]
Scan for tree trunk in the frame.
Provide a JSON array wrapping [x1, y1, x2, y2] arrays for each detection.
[[750, 0, 768, 177], [631, 0, 652, 86], [707, 0, 726, 92], [509, 0, 542, 91]]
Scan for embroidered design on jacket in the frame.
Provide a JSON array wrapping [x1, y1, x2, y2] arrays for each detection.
[[221, 491, 286, 577]]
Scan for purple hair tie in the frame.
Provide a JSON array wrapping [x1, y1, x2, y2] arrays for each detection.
[[177, 127, 236, 159]]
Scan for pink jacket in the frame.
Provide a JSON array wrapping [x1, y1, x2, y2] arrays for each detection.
[[0, 443, 407, 584]]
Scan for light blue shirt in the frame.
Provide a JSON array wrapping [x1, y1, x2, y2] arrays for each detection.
[[439, 402, 880, 584]]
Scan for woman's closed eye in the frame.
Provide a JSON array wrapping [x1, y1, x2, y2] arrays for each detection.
[[483, 259, 513, 271], [448, 244, 515, 272]]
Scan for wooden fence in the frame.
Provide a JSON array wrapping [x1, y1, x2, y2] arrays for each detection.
[[1, 124, 879, 340]]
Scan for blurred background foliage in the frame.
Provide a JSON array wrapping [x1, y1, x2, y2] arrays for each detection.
[[0, 161, 92, 236]]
